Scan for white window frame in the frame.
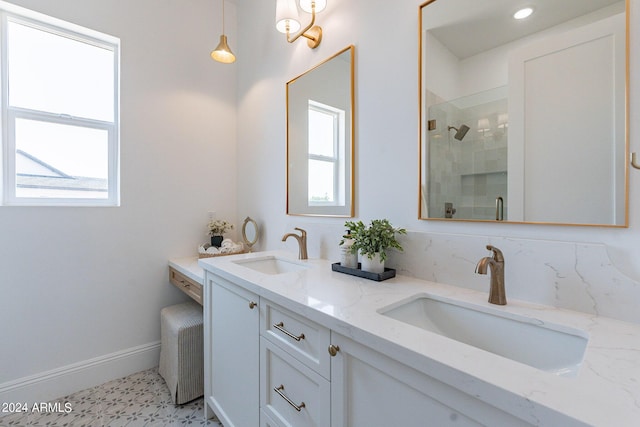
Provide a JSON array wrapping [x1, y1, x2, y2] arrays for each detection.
[[308, 100, 346, 207], [0, 5, 120, 206]]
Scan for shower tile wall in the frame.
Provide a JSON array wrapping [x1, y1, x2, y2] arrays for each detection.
[[427, 88, 508, 220]]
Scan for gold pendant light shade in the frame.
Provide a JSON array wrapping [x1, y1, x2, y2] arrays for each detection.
[[211, 34, 235, 63], [211, 0, 235, 64]]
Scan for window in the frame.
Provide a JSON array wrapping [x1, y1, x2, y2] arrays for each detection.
[[1, 6, 120, 206], [307, 100, 345, 206]]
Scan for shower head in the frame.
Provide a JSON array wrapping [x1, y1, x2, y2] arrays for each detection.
[[448, 124, 470, 141]]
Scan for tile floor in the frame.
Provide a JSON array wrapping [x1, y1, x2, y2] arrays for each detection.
[[0, 367, 222, 426]]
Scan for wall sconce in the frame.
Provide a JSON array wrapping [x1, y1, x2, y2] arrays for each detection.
[[275, 0, 326, 49], [477, 118, 491, 137], [494, 113, 508, 140], [211, 0, 236, 64], [497, 113, 508, 130]]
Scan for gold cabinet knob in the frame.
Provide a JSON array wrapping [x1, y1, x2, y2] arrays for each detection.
[[249, 301, 257, 309], [328, 344, 340, 357]]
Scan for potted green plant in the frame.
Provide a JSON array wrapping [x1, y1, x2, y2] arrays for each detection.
[[343, 219, 406, 273], [207, 219, 234, 247]]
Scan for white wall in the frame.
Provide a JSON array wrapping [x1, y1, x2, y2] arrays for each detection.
[[236, 0, 640, 323], [0, 0, 237, 403]]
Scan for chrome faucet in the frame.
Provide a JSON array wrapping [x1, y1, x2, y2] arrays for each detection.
[[282, 227, 308, 260], [475, 245, 506, 305]]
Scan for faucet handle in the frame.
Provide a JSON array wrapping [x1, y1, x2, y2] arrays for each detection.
[[486, 245, 504, 262], [294, 227, 307, 237]]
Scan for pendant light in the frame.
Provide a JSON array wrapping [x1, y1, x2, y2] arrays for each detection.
[[211, 0, 236, 64]]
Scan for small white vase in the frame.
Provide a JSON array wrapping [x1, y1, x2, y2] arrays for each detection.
[[360, 252, 385, 274]]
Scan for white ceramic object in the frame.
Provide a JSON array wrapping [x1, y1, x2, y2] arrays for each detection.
[[379, 294, 588, 376], [360, 252, 384, 274], [232, 255, 309, 275]]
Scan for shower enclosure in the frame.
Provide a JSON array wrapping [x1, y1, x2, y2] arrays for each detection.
[[426, 86, 508, 220]]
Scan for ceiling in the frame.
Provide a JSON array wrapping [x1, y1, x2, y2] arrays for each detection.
[[424, 0, 624, 59]]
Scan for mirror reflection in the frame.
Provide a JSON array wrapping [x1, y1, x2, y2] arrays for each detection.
[[287, 45, 355, 217], [419, 0, 628, 226]]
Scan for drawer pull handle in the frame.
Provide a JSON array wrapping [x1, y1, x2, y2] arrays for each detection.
[[273, 322, 305, 341], [249, 301, 257, 309], [274, 385, 305, 412], [328, 344, 340, 356], [179, 280, 190, 289]]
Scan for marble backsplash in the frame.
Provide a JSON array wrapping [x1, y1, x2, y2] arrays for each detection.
[[291, 222, 640, 325], [388, 232, 640, 325]]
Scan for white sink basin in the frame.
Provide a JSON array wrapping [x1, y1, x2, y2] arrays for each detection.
[[232, 256, 309, 275], [379, 294, 588, 377]]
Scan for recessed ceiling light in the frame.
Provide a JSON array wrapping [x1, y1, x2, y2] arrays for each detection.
[[513, 7, 534, 20]]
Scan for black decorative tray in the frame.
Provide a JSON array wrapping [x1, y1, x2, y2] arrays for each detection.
[[331, 262, 396, 282]]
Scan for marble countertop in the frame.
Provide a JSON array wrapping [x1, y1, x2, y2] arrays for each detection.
[[199, 250, 640, 427]]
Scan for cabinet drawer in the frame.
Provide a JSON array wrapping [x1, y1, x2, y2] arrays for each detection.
[[260, 337, 330, 427], [169, 267, 202, 305], [261, 410, 280, 427], [261, 300, 330, 379]]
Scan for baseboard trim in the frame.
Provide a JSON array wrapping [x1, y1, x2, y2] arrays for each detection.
[[0, 341, 161, 408]]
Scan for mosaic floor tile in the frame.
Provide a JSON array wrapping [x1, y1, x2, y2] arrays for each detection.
[[0, 368, 222, 427]]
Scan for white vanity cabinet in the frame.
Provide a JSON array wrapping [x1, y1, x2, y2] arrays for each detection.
[[204, 273, 260, 427], [260, 410, 280, 427], [205, 274, 331, 427], [330, 333, 532, 427], [260, 299, 331, 427], [205, 273, 533, 427], [199, 251, 635, 426]]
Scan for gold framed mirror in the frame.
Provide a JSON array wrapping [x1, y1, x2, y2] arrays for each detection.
[[419, 0, 629, 227], [241, 216, 259, 252], [287, 45, 355, 217]]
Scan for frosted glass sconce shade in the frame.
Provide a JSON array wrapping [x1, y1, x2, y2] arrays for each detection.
[[275, 0, 325, 49], [276, 0, 301, 33], [497, 113, 509, 128], [477, 118, 491, 132], [299, 0, 326, 13]]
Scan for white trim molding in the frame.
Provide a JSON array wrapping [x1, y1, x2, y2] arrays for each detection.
[[0, 341, 160, 410]]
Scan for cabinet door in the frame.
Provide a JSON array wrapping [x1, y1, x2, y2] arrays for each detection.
[[330, 333, 532, 427], [205, 274, 260, 427], [260, 337, 330, 427]]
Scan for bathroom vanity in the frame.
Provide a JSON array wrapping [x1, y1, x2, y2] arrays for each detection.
[[199, 251, 640, 426]]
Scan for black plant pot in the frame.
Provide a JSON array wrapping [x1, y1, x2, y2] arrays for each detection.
[[211, 235, 224, 247]]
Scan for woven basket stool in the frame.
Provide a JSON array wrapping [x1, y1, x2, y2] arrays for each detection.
[[159, 301, 204, 404]]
